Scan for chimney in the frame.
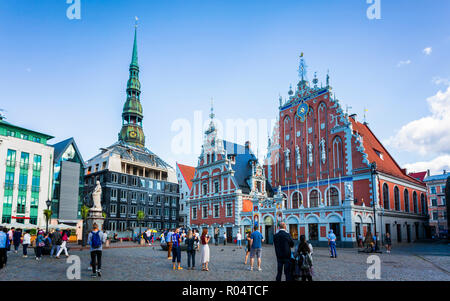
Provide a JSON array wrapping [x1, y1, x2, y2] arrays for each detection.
[[401, 168, 407, 174], [427, 169, 430, 176]]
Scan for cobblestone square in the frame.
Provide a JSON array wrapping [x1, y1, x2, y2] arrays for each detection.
[[0, 242, 449, 281]]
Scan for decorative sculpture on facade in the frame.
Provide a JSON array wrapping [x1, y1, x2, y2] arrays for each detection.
[[320, 137, 326, 164], [295, 145, 301, 169], [307, 142, 313, 167], [284, 148, 290, 171], [345, 182, 354, 201]]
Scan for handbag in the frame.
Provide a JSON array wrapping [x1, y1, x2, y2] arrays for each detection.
[[38, 241, 45, 247]]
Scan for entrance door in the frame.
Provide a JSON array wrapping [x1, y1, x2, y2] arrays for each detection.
[[355, 223, 361, 238], [397, 224, 402, 242], [265, 225, 274, 244], [289, 224, 298, 240], [385, 224, 391, 236], [415, 223, 419, 240], [308, 224, 318, 241], [226, 227, 233, 243], [329, 223, 341, 241], [407, 225, 411, 243]]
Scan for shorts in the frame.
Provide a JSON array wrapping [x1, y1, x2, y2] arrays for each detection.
[[250, 248, 261, 259], [172, 246, 181, 263]]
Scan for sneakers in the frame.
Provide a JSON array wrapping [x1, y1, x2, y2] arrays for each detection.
[[168, 257, 172, 260], [249, 267, 253, 271], [88, 266, 92, 271], [178, 267, 183, 270], [97, 270, 102, 277], [91, 274, 97, 278], [173, 266, 176, 270], [257, 267, 262, 271], [23, 255, 27, 258]]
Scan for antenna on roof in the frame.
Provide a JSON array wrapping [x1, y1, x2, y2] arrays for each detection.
[[0, 109, 6, 121], [345, 105, 352, 115], [363, 107, 368, 124]]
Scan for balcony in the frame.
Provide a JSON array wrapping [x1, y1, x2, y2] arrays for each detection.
[[31, 186, 41, 193], [6, 160, 16, 168], [4, 183, 14, 190], [18, 184, 28, 192], [32, 165, 41, 172], [19, 163, 29, 170], [120, 198, 127, 203]]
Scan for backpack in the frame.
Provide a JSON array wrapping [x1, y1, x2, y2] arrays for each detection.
[[91, 231, 102, 248], [299, 253, 312, 270]]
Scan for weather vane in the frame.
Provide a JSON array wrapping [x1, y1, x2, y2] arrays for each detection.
[[135, 16, 139, 28]]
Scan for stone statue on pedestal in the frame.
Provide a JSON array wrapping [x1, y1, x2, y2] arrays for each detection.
[[92, 181, 103, 211], [87, 180, 105, 232]]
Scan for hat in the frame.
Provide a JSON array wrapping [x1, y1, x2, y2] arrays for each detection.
[[329, 229, 333, 233]]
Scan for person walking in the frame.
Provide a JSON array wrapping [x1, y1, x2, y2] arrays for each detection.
[[56, 230, 69, 258], [166, 229, 174, 260], [35, 230, 45, 261], [12, 228, 22, 253], [327, 229, 337, 258], [358, 233, 364, 248], [296, 235, 313, 281], [22, 230, 31, 258], [171, 228, 183, 270], [7, 227, 14, 252], [384, 232, 392, 253], [200, 228, 210, 271], [0, 227, 8, 269], [273, 222, 294, 281], [249, 225, 264, 271], [244, 230, 251, 265], [223, 232, 227, 246], [214, 228, 219, 246], [50, 229, 62, 257], [185, 230, 199, 270], [236, 230, 242, 249], [88, 223, 106, 278]]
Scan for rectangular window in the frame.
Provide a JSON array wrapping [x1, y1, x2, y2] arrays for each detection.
[[17, 196, 26, 214], [202, 205, 208, 219], [164, 208, 169, 216], [130, 206, 137, 215], [213, 204, 220, 218], [430, 186, 436, 194], [31, 176, 40, 192], [192, 207, 197, 219], [140, 178, 145, 187], [110, 204, 117, 214], [156, 208, 161, 216], [120, 205, 127, 214], [111, 173, 118, 183], [432, 212, 438, 220], [102, 161, 106, 170], [203, 183, 208, 195], [20, 152, 29, 169], [132, 177, 138, 186], [120, 190, 127, 200], [121, 175, 127, 184], [111, 188, 118, 200], [214, 181, 219, 193], [6, 149, 16, 168], [431, 198, 437, 206], [156, 182, 161, 190], [226, 203, 233, 217], [33, 154, 42, 171]]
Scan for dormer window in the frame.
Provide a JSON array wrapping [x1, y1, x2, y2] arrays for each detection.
[[374, 149, 384, 160]]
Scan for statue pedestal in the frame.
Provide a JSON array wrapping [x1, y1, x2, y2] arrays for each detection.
[[86, 208, 105, 233]]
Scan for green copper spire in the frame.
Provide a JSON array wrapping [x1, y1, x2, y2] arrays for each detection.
[[119, 21, 145, 148]]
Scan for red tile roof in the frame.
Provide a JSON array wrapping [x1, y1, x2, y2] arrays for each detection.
[[177, 163, 196, 190], [350, 119, 425, 186], [408, 171, 427, 182]]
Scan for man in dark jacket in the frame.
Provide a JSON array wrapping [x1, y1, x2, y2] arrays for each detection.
[[50, 229, 62, 257], [13, 228, 22, 253], [273, 222, 294, 281]]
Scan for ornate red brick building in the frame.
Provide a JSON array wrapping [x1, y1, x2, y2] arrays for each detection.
[[261, 56, 429, 246]]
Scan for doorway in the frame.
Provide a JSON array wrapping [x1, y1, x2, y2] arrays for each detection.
[[289, 224, 298, 240], [355, 223, 361, 238], [226, 227, 233, 243], [397, 224, 402, 242], [265, 225, 274, 244], [406, 225, 411, 243], [385, 224, 391, 236], [308, 223, 318, 241], [329, 223, 341, 241]]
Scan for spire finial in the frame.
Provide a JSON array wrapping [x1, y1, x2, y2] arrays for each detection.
[[131, 17, 139, 67], [326, 69, 330, 87], [135, 16, 138, 28], [210, 97, 215, 120], [298, 52, 307, 81]]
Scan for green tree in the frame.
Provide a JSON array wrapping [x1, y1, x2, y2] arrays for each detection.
[[43, 209, 52, 233], [137, 210, 145, 238], [81, 205, 90, 247]]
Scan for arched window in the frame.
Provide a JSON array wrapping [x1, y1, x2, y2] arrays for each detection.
[[420, 193, 427, 214], [394, 186, 400, 211], [292, 192, 301, 209], [327, 187, 339, 206], [404, 189, 410, 212], [413, 191, 418, 213], [332, 137, 343, 177], [309, 190, 319, 208], [383, 183, 390, 210]]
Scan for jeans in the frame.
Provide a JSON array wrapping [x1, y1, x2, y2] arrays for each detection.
[[301, 275, 313, 281], [172, 246, 181, 263], [0, 248, 6, 268], [90, 250, 102, 274], [187, 250, 196, 267], [329, 241, 337, 257], [276, 258, 291, 281], [14, 244, 20, 252], [36, 246, 43, 258], [50, 245, 60, 257], [237, 240, 241, 247], [23, 244, 29, 256]]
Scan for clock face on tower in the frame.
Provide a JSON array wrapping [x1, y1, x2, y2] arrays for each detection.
[[129, 131, 137, 138]]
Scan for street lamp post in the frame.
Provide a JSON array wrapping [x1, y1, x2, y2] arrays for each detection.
[[370, 162, 380, 252], [45, 199, 52, 234]]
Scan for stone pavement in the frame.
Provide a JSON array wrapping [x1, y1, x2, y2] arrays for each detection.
[[0, 242, 449, 281]]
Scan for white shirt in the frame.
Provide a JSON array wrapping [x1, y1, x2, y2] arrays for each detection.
[[23, 233, 31, 245], [237, 233, 242, 240]]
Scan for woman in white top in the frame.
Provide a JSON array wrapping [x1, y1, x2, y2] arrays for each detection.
[[22, 230, 31, 258], [236, 230, 242, 249], [200, 228, 211, 271]]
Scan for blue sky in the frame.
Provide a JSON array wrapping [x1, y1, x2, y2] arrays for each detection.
[[1, 0, 449, 173]]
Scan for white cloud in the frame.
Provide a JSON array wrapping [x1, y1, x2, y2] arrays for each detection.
[[432, 76, 450, 86], [386, 85, 450, 155], [423, 47, 432, 55], [397, 60, 411, 67], [404, 155, 450, 174]]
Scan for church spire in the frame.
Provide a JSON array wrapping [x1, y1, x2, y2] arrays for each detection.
[[118, 19, 145, 148]]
